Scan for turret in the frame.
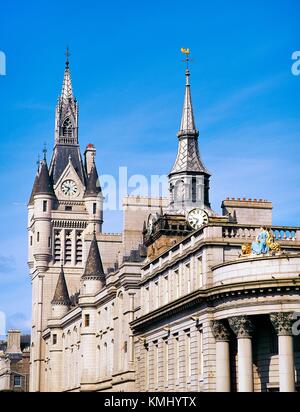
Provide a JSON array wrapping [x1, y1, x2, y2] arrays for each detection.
[[81, 231, 106, 295], [168, 60, 211, 213], [33, 158, 56, 272], [51, 265, 71, 319], [84, 160, 103, 233]]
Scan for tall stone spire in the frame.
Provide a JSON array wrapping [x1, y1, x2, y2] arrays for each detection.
[[61, 48, 74, 103], [168, 56, 211, 213], [49, 50, 86, 185], [178, 69, 197, 135]]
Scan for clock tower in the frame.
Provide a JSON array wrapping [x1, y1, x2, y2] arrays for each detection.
[[28, 52, 103, 391]]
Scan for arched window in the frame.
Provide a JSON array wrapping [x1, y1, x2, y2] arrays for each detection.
[[65, 239, 72, 263], [54, 238, 61, 263], [62, 118, 73, 137], [76, 239, 83, 264]]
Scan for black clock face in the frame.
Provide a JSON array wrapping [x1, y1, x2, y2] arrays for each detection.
[[61, 180, 78, 196], [187, 209, 209, 230]]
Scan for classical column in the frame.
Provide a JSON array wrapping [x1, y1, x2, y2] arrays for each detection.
[[270, 312, 295, 392], [229, 316, 254, 392], [211, 320, 231, 392]]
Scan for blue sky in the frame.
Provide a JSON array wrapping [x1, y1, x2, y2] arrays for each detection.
[[0, 0, 299, 333]]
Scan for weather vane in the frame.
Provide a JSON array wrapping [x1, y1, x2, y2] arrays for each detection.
[[65, 46, 71, 65], [43, 142, 47, 161], [181, 48, 191, 69]]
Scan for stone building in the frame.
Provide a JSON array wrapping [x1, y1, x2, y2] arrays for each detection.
[[28, 55, 300, 392], [0, 331, 30, 392]]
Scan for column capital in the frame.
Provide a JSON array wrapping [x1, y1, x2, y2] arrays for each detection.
[[270, 312, 294, 336], [228, 316, 254, 339], [211, 320, 230, 342]]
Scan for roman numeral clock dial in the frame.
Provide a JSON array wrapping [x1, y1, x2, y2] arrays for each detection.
[[61, 179, 78, 196], [187, 208, 209, 230]]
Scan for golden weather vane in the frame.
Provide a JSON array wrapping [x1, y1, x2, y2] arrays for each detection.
[[181, 48, 191, 69]]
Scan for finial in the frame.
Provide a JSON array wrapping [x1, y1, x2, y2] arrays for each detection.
[[65, 46, 71, 67], [43, 143, 47, 161]]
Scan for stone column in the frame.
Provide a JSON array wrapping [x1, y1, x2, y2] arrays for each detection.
[[211, 321, 231, 392], [270, 312, 295, 392], [229, 316, 254, 392]]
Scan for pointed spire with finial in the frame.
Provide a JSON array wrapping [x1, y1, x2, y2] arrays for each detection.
[[36, 156, 56, 196], [82, 231, 106, 287], [52, 265, 71, 306], [169, 48, 210, 176], [61, 47, 74, 102], [84, 160, 102, 197]]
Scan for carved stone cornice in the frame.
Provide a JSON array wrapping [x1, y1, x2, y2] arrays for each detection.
[[211, 321, 230, 342], [270, 312, 294, 336], [228, 316, 254, 339]]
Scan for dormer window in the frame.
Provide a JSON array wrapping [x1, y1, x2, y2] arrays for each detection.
[[62, 117, 73, 137]]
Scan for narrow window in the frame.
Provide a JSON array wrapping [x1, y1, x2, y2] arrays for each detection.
[[53, 334, 57, 345], [174, 334, 179, 382], [43, 200, 47, 212], [163, 338, 169, 383], [198, 256, 203, 288], [185, 329, 191, 380], [14, 375, 22, 387], [30, 236, 33, 246], [76, 239, 83, 264], [54, 238, 61, 263], [93, 203, 97, 215], [84, 314, 90, 327], [65, 238, 72, 263], [37, 232, 40, 242], [48, 237, 51, 248], [175, 269, 180, 299], [186, 263, 191, 293]]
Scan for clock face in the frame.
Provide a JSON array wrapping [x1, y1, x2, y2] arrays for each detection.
[[61, 180, 78, 196], [187, 208, 209, 230]]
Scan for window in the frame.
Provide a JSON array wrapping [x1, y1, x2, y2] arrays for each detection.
[[174, 269, 180, 299], [198, 327, 204, 377], [153, 341, 159, 388], [154, 281, 159, 309], [197, 256, 203, 288], [84, 314, 90, 327], [54, 238, 61, 263], [144, 286, 150, 313], [43, 200, 47, 212], [164, 275, 169, 305], [53, 334, 57, 345], [76, 239, 83, 264], [185, 264, 191, 293], [14, 375, 22, 387], [62, 118, 73, 137], [48, 237, 51, 248], [173, 334, 179, 382], [93, 203, 97, 215], [185, 330, 191, 380], [163, 338, 169, 383], [37, 232, 40, 242], [65, 238, 72, 263], [30, 236, 33, 246], [65, 206, 72, 211]]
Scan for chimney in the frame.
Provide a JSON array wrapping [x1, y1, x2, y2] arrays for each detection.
[[84, 144, 96, 175], [7, 330, 22, 354]]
